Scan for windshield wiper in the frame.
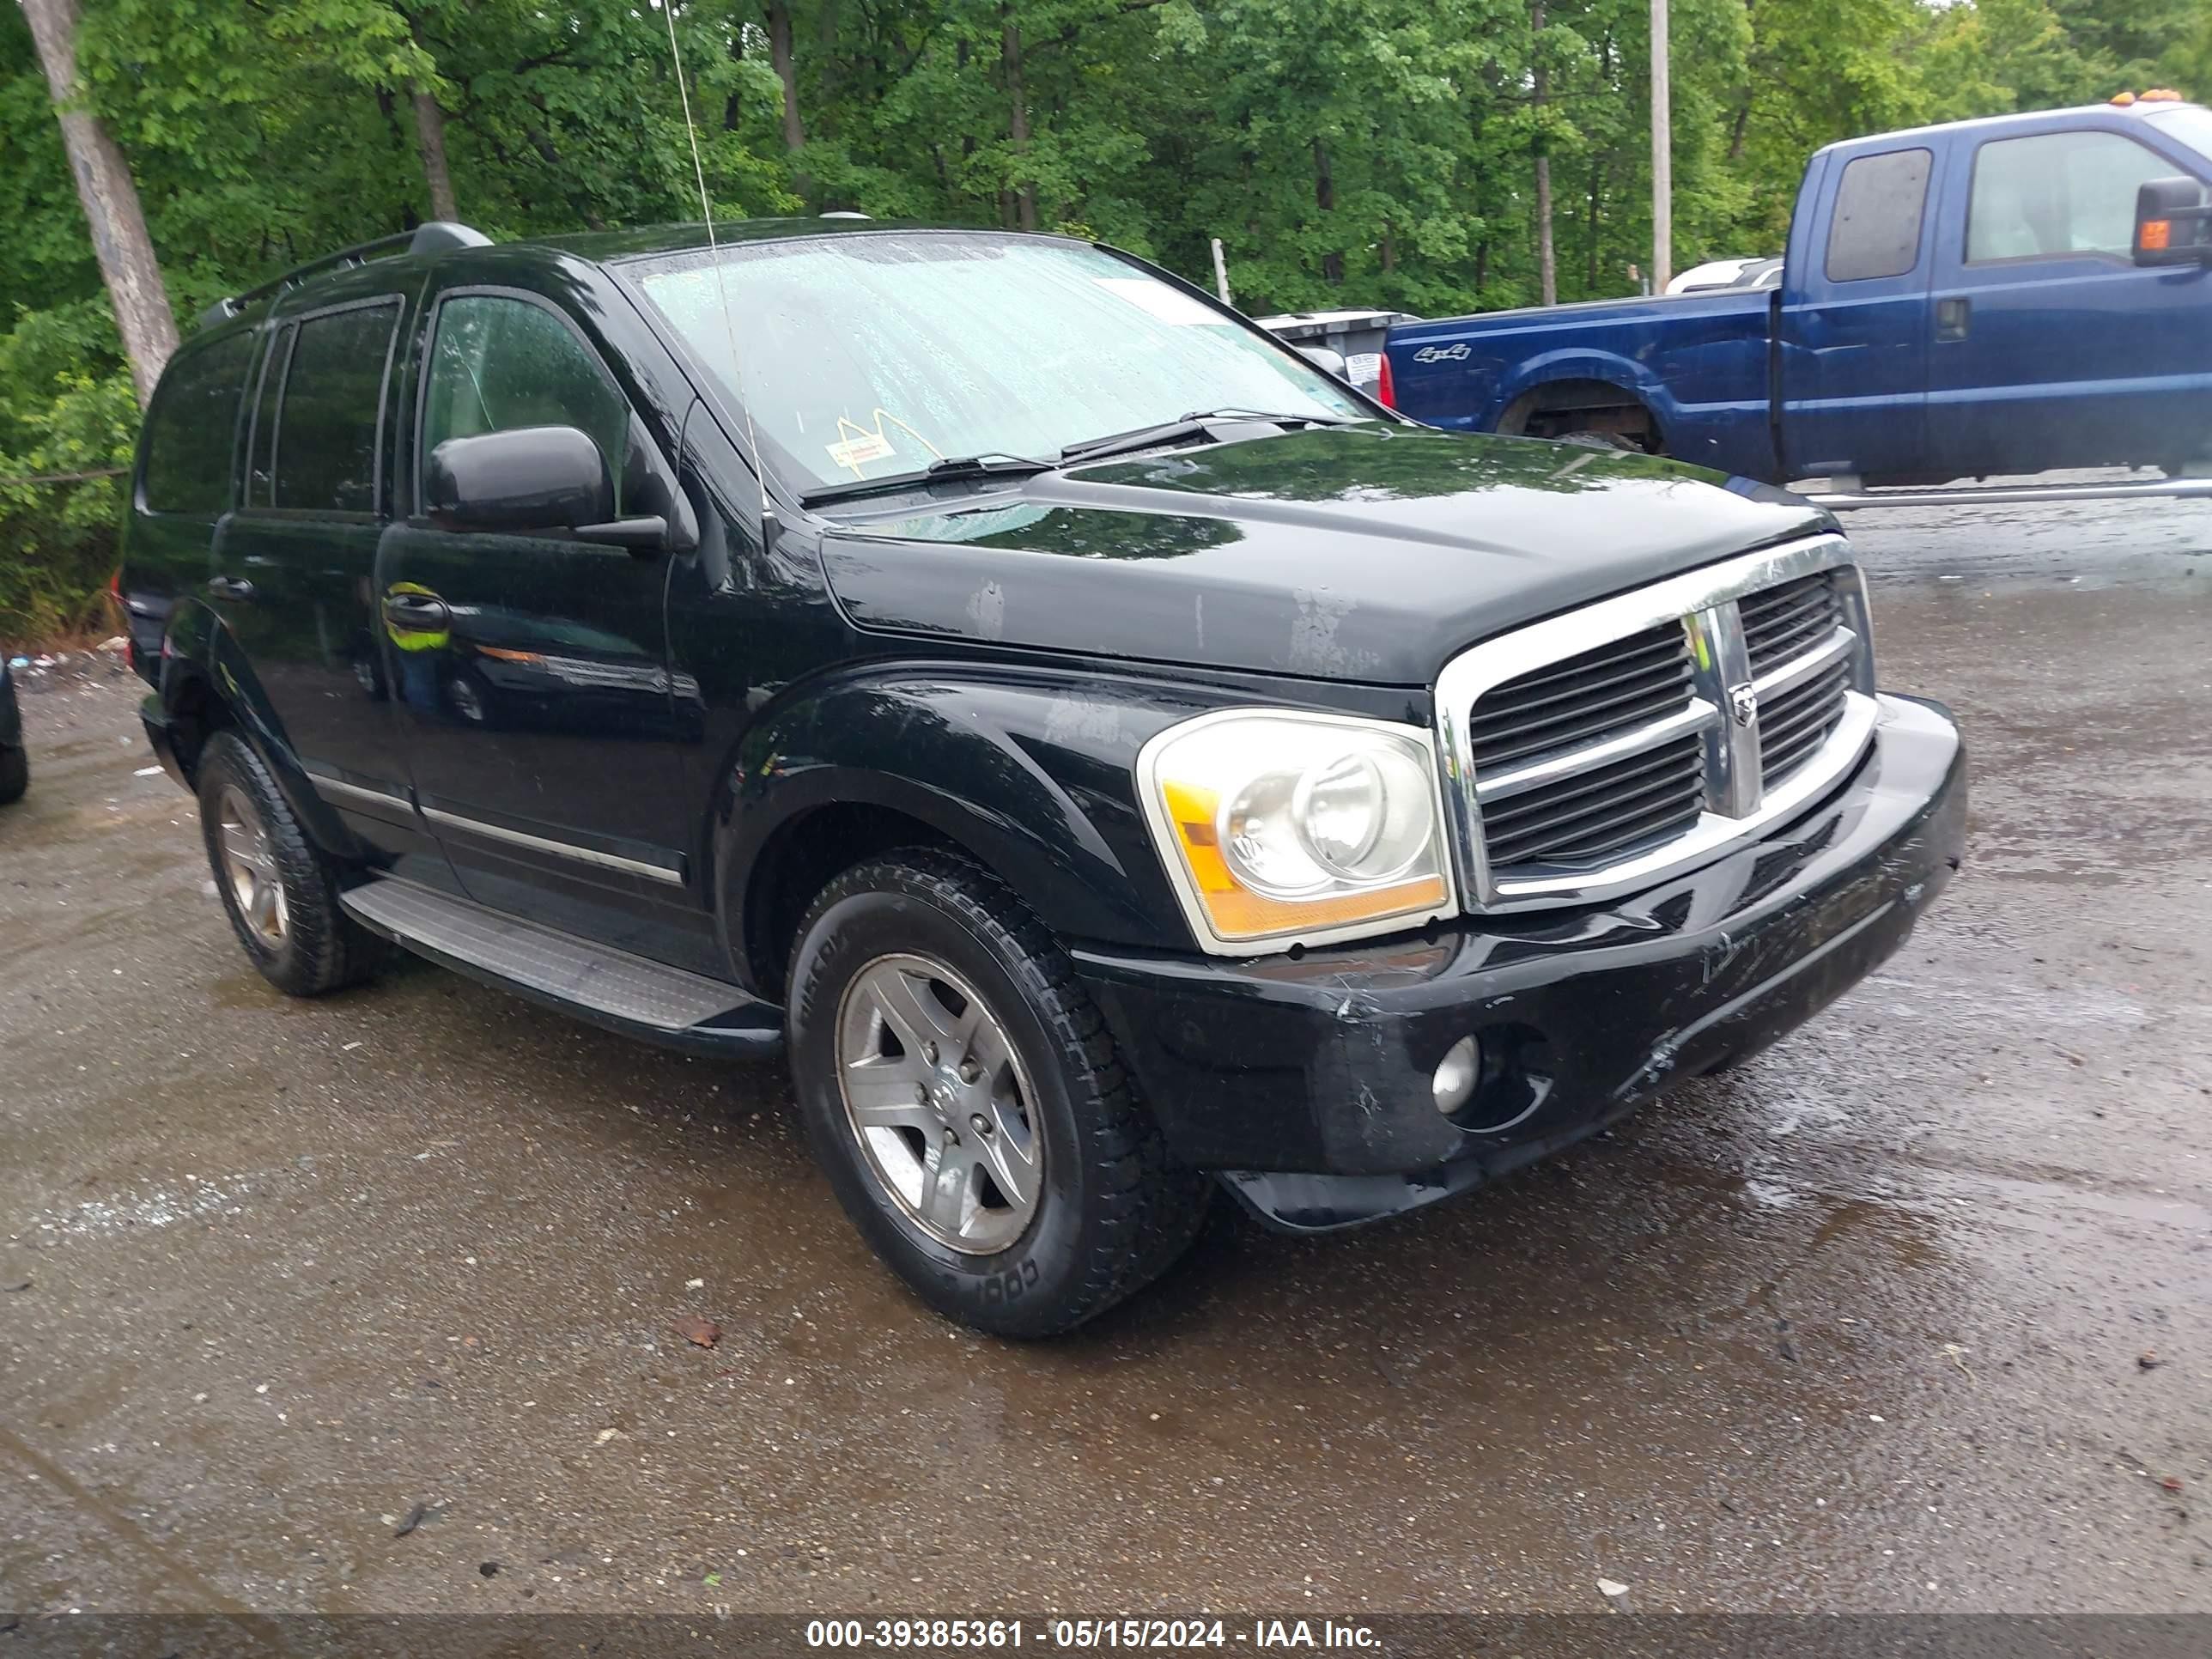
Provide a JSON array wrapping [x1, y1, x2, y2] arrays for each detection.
[[802, 452, 1056, 507], [1060, 408, 1356, 464]]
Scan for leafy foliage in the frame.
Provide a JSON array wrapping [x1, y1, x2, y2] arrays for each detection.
[[0, 0, 2194, 641]]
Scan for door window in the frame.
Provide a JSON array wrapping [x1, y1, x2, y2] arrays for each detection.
[[1966, 131, 2178, 263], [420, 295, 634, 511], [141, 331, 255, 514], [1824, 149, 1933, 283], [244, 325, 293, 507], [270, 302, 400, 514]]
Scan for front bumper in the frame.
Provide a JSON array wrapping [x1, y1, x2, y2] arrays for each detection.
[[1073, 693, 1966, 1231]]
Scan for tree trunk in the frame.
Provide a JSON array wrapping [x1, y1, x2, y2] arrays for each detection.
[[1531, 0, 1557, 307], [1001, 14, 1036, 232], [19, 0, 178, 404], [766, 1, 805, 151], [376, 90, 422, 229], [411, 90, 459, 221], [1314, 140, 1343, 284]]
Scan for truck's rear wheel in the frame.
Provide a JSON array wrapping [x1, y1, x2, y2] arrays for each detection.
[[196, 731, 376, 997], [785, 850, 1209, 1338]]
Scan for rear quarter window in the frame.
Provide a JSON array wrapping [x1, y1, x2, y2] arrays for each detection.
[[1824, 149, 1933, 283], [141, 332, 255, 514]]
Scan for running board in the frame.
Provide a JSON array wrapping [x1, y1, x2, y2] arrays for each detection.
[[1804, 476, 2212, 511], [341, 878, 782, 1059]]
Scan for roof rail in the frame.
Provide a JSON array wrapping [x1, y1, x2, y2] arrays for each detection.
[[196, 221, 492, 329]]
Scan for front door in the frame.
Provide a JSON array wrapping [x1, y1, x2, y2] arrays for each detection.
[[380, 286, 696, 942], [1775, 143, 1940, 483], [1925, 121, 2212, 479]]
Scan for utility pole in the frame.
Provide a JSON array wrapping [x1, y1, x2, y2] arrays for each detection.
[[1650, 0, 1672, 292]]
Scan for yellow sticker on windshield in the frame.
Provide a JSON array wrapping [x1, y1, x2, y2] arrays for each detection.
[[827, 430, 896, 470]]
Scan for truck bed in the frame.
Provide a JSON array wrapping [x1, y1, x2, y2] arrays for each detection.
[[1387, 287, 1776, 479]]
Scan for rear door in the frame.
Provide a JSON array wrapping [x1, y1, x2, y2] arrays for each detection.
[[379, 283, 696, 953], [1776, 143, 1942, 483], [1925, 120, 2212, 479], [210, 286, 428, 858]]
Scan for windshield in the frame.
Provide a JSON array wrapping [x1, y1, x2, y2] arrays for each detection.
[[625, 232, 1366, 494], [2146, 105, 2212, 164]]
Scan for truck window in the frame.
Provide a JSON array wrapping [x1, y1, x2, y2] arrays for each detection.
[[270, 301, 399, 514], [1966, 131, 2178, 263], [1824, 149, 1932, 283], [141, 332, 254, 514], [420, 295, 632, 509]]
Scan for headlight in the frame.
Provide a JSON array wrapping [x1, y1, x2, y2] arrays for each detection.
[[1138, 710, 1454, 952]]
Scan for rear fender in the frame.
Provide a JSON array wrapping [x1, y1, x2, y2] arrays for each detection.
[[1490, 349, 1674, 436], [156, 599, 356, 854]]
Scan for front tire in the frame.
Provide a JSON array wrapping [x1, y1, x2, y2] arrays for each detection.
[[0, 744, 25, 805], [196, 731, 375, 997], [786, 851, 1209, 1337]]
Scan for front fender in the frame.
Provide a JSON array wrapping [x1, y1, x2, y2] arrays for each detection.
[[714, 665, 1240, 976]]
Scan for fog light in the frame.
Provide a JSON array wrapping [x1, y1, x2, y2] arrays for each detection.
[[1431, 1035, 1480, 1115]]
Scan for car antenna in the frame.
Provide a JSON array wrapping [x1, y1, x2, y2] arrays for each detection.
[[658, 0, 774, 545]]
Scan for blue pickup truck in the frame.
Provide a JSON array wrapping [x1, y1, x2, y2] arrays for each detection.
[[1386, 100, 2212, 487]]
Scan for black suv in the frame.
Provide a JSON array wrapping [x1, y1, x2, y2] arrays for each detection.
[[123, 219, 1966, 1335]]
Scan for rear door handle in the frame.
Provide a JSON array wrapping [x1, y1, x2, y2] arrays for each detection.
[[383, 592, 451, 629], [206, 575, 257, 601], [1935, 296, 1971, 342]]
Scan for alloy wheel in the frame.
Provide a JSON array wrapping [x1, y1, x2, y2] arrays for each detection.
[[833, 953, 1044, 1255], [216, 785, 289, 947]]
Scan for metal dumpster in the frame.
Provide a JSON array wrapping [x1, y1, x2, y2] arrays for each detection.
[[1255, 308, 1419, 397]]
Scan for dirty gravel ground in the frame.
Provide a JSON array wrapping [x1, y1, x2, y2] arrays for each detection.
[[1, 495, 2207, 1620]]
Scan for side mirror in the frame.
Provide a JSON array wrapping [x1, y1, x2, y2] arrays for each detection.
[[425, 426, 615, 534], [1297, 344, 1350, 379], [2133, 176, 2212, 266]]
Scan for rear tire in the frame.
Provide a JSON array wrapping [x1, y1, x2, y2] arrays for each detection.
[[0, 744, 25, 805], [196, 731, 376, 997], [786, 850, 1210, 1338]]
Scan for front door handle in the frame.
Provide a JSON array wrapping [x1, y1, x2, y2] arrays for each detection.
[[383, 592, 451, 630], [207, 575, 257, 601], [1935, 296, 1971, 342]]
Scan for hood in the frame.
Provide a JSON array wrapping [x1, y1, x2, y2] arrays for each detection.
[[819, 424, 1831, 686]]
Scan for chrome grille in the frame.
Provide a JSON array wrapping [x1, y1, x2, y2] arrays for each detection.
[[1759, 655, 1851, 786], [1467, 622, 1693, 770], [1741, 572, 1841, 672], [1436, 536, 1879, 911], [1479, 732, 1706, 868], [1468, 623, 1705, 869]]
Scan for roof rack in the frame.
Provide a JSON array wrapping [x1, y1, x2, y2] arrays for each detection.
[[196, 221, 491, 328]]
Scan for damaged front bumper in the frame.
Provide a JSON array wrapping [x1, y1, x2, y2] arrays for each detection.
[[1074, 693, 1966, 1232]]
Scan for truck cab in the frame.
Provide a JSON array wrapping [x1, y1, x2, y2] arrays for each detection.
[[1784, 100, 2212, 485], [1388, 100, 2212, 489]]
